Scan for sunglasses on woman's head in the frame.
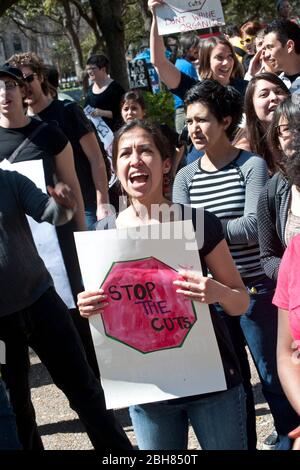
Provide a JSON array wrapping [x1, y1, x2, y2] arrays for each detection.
[[241, 37, 255, 45], [23, 73, 37, 84]]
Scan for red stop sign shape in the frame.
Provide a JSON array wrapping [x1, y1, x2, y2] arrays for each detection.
[[100, 257, 197, 353]]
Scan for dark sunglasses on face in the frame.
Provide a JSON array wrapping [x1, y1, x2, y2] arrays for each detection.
[[86, 66, 98, 74], [23, 73, 37, 84]]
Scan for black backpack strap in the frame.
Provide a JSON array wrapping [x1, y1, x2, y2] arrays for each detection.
[[8, 122, 48, 163], [267, 172, 282, 218]]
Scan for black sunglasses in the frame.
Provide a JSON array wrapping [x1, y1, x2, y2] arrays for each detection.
[[23, 73, 36, 84]]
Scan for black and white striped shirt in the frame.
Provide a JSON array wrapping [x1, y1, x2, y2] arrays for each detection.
[[173, 151, 269, 278]]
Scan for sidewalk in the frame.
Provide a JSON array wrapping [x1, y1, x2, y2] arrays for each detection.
[[29, 350, 273, 450]]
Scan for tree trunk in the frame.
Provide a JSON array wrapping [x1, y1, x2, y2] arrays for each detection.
[[62, 0, 85, 82], [89, 0, 129, 90], [139, 0, 152, 34]]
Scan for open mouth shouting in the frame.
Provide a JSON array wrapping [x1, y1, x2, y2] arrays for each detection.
[[129, 171, 149, 189], [218, 67, 231, 75]]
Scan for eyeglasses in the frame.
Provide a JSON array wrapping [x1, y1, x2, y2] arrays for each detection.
[[276, 124, 291, 137], [241, 37, 255, 45], [86, 66, 98, 74], [23, 73, 37, 84], [0, 79, 19, 90]]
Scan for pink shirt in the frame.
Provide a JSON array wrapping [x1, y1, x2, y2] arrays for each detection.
[[273, 234, 300, 349]]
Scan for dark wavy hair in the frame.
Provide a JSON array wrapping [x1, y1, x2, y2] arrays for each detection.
[[120, 90, 146, 114], [244, 72, 290, 172], [267, 96, 300, 173], [112, 119, 173, 173], [184, 79, 243, 139], [198, 36, 244, 81], [179, 32, 200, 58], [264, 20, 300, 54], [285, 132, 300, 188], [86, 54, 110, 73], [8, 52, 50, 96]]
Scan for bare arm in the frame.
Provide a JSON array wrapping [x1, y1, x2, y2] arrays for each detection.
[[148, 0, 181, 89], [79, 132, 110, 220], [174, 239, 249, 316], [91, 108, 113, 119], [54, 142, 87, 230], [277, 308, 300, 416]]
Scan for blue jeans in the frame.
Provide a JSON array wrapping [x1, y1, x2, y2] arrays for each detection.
[[129, 384, 247, 450], [218, 275, 299, 450], [0, 287, 132, 451], [0, 379, 21, 450], [85, 201, 97, 230], [240, 275, 299, 448]]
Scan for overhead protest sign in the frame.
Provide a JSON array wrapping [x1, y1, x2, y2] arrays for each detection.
[[74, 220, 226, 409], [156, 0, 225, 35]]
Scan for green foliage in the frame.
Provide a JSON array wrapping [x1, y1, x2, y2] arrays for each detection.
[[80, 31, 100, 63], [223, 0, 277, 26], [142, 90, 175, 129], [123, 1, 146, 50], [52, 38, 74, 76]]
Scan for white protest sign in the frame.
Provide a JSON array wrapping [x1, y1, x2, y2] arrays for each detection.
[[0, 159, 75, 308], [84, 106, 117, 187], [84, 105, 114, 156], [75, 220, 226, 409], [156, 0, 225, 35]]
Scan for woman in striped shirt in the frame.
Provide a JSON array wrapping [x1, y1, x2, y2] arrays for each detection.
[[173, 79, 298, 449]]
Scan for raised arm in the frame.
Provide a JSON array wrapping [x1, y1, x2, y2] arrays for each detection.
[[148, 0, 181, 89]]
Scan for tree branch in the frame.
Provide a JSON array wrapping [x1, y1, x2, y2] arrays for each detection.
[[7, 12, 63, 37]]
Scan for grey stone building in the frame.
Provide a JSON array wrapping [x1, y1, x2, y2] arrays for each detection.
[[0, 16, 57, 65]]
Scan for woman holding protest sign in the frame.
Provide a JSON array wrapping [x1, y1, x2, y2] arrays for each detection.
[[78, 118, 250, 450], [147, 0, 247, 97]]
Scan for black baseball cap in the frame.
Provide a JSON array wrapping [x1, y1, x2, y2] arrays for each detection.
[[0, 63, 24, 83]]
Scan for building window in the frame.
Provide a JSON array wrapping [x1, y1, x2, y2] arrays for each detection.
[[13, 35, 22, 53]]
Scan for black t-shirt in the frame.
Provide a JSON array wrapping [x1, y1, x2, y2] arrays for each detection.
[[37, 100, 96, 204], [85, 80, 125, 131], [96, 206, 242, 392], [0, 118, 67, 186], [170, 71, 248, 100], [284, 73, 300, 83], [0, 118, 83, 301]]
